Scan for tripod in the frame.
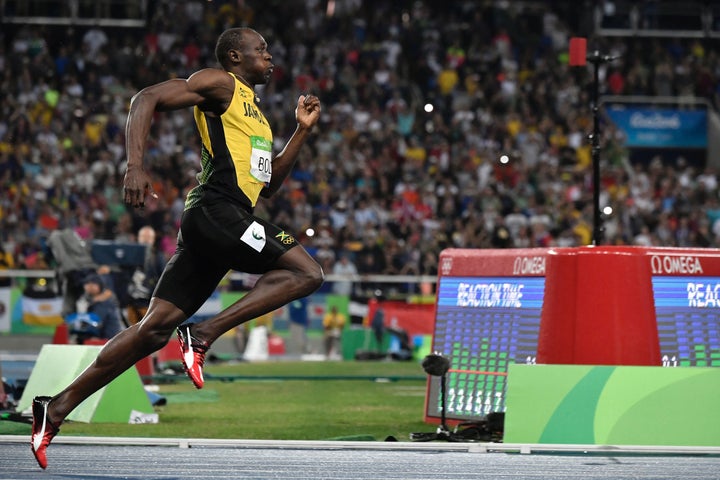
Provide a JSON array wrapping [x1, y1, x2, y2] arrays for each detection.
[[410, 353, 505, 442], [410, 353, 464, 441]]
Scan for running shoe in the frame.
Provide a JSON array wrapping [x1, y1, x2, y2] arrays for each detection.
[[177, 325, 209, 389], [30, 396, 61, 470]]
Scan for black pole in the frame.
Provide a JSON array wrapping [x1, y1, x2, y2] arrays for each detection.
[[439, 372, 447, 431], [589, 51, 603, 246], [586, 50, 620, 246]]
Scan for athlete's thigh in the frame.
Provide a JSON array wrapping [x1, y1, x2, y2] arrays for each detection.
[[153, 229, 229, 317], [186, 202, 300, 274]]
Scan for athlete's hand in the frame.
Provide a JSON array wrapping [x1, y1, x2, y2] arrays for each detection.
[[296, 94, 321, 130], [123, 165, 158, 208]]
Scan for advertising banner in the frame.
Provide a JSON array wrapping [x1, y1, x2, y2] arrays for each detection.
[[504, 364, 720, 446], [605, 105, 707, 148], [21, 295, 63, 327]]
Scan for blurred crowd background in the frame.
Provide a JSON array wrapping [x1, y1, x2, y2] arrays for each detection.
[[3, 0, 720, 286]]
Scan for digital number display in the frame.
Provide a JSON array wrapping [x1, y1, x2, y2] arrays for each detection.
[[652, 276, 720, 367], [428, 276, 545, 421]]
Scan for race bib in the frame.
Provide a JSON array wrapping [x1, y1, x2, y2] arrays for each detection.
[[249, 136, 272, 185]]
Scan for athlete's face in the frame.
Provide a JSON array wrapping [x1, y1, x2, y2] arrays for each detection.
[[241, 32, 274, 85]]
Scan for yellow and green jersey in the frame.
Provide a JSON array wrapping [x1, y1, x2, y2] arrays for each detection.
[[185, 73, 273, 210]]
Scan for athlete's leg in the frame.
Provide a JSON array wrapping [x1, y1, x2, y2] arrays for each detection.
[[46, 227, 227, 422], [191, 245, 323, 345], [45, 298, 186, 424]]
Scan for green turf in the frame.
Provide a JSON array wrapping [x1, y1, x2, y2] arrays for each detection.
[[204, 358, 426, 378], [1, 360, 434, 441], [160, 389, 219, 403]]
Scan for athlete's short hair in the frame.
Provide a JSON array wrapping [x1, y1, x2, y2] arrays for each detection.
[[215, 27, 253, 69]]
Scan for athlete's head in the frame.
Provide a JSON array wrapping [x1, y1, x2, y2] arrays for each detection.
[[216, 27, 273, 85]]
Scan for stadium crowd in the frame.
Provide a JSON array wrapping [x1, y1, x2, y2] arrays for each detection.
[[2, 0, 720, 288]]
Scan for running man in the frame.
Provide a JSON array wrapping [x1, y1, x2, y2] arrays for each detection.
[[31, 27, 324, 469]]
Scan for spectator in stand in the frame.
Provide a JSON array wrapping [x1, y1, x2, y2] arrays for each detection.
[[322, 305, 346, 359], [0, 244, 15, 288], [46, 228, 99, 317], [126, 225, 165, 325], [331, 253, 358, 297]]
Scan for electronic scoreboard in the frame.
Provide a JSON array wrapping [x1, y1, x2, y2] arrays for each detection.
[[426, 249, 547, 422], [648, 250, 720, 368], [425, 247, 720, 424]]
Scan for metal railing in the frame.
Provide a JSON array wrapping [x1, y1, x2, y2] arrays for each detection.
[[0, 0, 147, 27], [595, 1, 720, 38], [0, 269, 438, 289]]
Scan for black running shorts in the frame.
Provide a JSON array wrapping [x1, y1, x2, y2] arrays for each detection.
[[154, 202, 299, 317]]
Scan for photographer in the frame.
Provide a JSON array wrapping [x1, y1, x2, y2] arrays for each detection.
[[70, 273, 124, 344]]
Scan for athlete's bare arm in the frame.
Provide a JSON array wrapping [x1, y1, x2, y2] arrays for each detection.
[[123, 68, 235, 207]]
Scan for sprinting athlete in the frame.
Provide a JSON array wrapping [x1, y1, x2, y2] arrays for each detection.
[[30, 27, 324, 469]]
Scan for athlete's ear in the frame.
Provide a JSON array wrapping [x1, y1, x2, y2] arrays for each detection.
[[228, 49, 242, 64]]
